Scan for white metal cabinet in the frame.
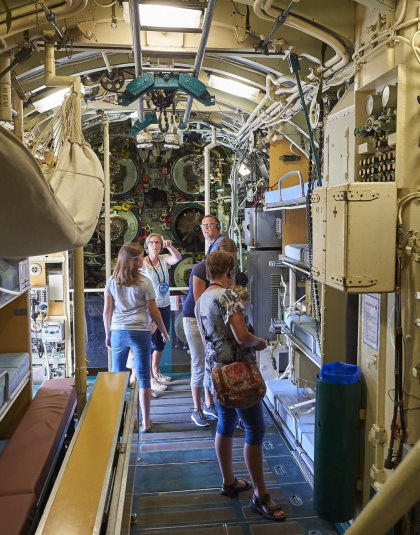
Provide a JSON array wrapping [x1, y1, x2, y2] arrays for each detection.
[[325, 182, 397, 293]]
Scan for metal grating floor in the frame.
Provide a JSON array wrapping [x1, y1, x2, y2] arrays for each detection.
[[123, 375, 339, 535]]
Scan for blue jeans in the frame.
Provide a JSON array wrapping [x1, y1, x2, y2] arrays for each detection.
[[215, 399, 266, 446], [151, 305, 171, 352], [111, 330, 151, 388]]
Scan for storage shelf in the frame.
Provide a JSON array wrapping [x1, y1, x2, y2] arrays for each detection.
[[0, 289, 27, 311], [0, 372, 31, 423], [282, 325, 321, 368], [282, 257, 311, 277], [264, 198, 307, 211]]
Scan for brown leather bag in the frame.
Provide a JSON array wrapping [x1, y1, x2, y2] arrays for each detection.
[[211, 358, 266, 409]]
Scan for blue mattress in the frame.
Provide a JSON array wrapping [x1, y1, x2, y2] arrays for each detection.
[[0, 353, 30, 406]]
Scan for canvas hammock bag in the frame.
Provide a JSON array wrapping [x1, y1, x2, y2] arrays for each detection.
[[0, 90, 104, 258], [196, 297, 266, 410]]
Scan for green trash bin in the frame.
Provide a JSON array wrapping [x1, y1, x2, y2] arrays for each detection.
[[313, 362, 361, 522]]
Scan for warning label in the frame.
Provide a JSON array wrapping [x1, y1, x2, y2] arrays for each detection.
[[362, 294, 380, 351]]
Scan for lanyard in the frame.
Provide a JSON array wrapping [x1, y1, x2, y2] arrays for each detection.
[[206, 235, 224, 256], [147, 256, 169, 295], [147, 256, 165, 285]]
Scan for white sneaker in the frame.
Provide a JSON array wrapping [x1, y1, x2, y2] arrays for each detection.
[[155, 371, 172, 383], [151, 377, 168, 391]]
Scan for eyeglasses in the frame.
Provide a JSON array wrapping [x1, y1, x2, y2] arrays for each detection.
[[200, 223, 216, 229]]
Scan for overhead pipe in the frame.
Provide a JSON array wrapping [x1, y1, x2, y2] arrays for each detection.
[[346, 439, 420, 535], [253, 0, 350, 76], [0, 0, 88, 38], [128, 0, 144, 123], [101, 52, 113, 75], [181, 0, 216, 129]]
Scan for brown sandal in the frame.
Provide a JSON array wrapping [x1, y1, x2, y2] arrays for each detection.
[[250, 493, 286, 521], [220, 477, 252, 497]]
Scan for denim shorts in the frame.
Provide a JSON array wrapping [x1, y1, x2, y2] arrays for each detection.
[[151, 305, 171, 352], [110, 329, 151, 388], [215, 399, 266, 446]]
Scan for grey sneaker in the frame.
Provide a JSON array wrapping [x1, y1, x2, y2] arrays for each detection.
[[191, 409, 209, 427], [202, 404, 218, 419]]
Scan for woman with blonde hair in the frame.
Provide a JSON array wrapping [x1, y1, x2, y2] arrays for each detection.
[[142, 234, 181, 393], [103, 242, 170, 432]]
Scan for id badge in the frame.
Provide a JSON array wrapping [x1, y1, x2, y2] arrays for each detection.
[[159, 282, 169, 295]]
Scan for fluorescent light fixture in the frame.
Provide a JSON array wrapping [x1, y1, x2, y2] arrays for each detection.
[[33, 85, 86, 113], [208, 75, 260, 101], [239, 163, 251, 176], [139, 5, 201, 29], [33, 88, 70, 113]]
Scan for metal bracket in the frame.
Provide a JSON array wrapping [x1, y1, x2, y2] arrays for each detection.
[[330, 274, 377, 287], [369, 424, 386, 445], [119, 72, 215, 107], [130, 112, 158, 135], [332, 190, 379, 202]]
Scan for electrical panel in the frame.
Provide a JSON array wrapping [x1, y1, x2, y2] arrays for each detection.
[[41, 322, 65, 344], [312, 182, 397, 293], [30, 286, 49, 314]]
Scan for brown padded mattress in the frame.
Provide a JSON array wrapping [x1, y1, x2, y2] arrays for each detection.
[[0, 378, 76, 534]]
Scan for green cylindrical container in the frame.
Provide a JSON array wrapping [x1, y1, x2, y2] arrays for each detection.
[[313, 363, 361, 522]]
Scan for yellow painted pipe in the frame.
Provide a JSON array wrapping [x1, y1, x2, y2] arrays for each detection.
[[346, 439, 420, 535], [73, 247, 87, 418]]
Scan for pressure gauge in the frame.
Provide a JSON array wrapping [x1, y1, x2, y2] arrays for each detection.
[[365, 94, 382, 116], [382, 85, 398, 108]]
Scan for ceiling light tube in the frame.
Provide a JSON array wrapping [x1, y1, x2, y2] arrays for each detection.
[[208, 74, 260, 101]]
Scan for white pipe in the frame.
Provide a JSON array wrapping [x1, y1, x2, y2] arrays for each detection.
[[346, 439, 420, 535], [253, 0, 350, 75], [353, 0, 409, 59], [371, 294, 388, 488], [0, 56, 11, 121], [0, 0, 88, 38], [204, 128, 216, 218], [103, 120, 111, 370], [101, 52, 112, 75]]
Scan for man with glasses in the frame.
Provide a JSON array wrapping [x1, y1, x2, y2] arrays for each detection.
[[200, 215, 224, 256], [183, 214, 224, 426]]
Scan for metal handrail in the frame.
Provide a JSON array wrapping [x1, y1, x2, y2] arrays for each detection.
[[276, 170, 305, 201]]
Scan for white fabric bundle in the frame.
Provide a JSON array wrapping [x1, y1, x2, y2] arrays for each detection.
[[0, 92, 104, 258]]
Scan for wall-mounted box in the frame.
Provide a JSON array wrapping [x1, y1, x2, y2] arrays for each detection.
[[325, 182, 397, 293]]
